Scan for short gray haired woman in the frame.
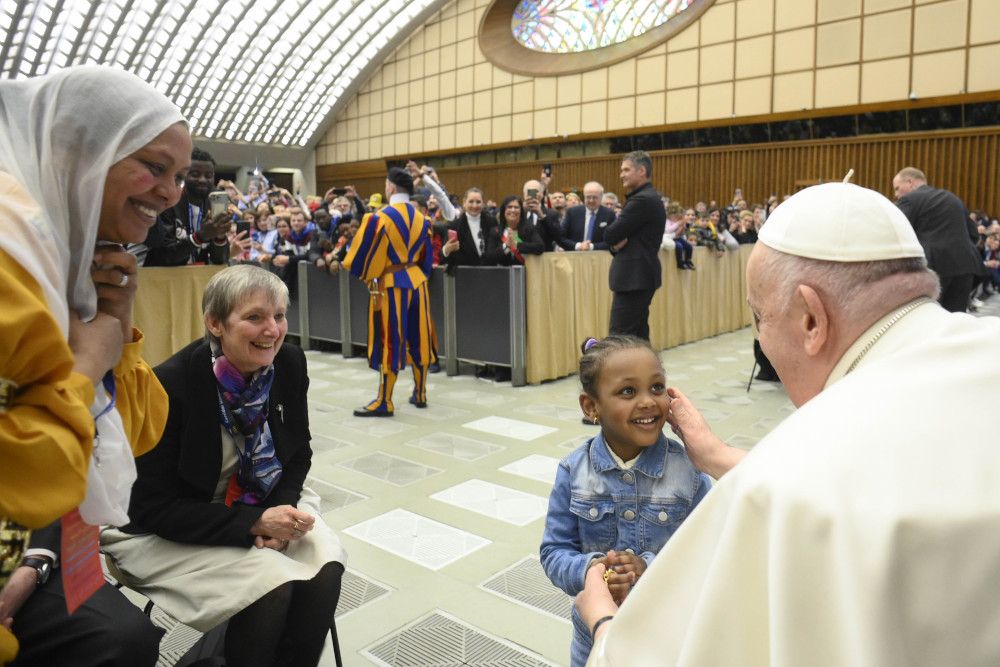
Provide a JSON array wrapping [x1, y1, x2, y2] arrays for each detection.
[[102, 265, 347, 667]]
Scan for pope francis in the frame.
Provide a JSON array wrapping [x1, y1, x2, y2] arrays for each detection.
[[576, 181, 1000, 666]]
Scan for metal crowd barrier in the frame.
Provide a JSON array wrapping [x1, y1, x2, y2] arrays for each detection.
[[291, 262, 527, 387]]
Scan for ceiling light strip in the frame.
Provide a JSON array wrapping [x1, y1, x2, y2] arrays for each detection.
[[1, 1, 32, 78]]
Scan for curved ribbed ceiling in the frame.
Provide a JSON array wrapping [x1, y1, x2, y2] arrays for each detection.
[[0, 0, 447, 147]]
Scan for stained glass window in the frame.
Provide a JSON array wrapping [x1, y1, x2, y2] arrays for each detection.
[[512, 0, 695, 53]]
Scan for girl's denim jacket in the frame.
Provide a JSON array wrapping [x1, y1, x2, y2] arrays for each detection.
[[540, 431, 711, 596]]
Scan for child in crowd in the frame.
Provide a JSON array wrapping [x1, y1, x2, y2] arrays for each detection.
[[540, 336, 712, 667], [690, 210, 726, 256], [662, 204, 695, 270], [984, 233, 1000, 292]]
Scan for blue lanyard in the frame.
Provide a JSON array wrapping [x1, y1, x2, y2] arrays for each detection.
[[188, 203, 205, 233], [92, 371, 116, 465], [94, 371, 117, 422]]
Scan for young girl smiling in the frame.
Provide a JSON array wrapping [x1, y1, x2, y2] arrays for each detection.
[[541, 336, 712, 666]]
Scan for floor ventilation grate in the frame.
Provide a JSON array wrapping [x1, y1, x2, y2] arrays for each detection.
[[363, 610, 557, 666], [336, 569, 393, 618], [479, 555, 572, 621]]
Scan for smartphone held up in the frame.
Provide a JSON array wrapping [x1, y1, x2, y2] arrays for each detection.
[[209, 191, 230, 218]]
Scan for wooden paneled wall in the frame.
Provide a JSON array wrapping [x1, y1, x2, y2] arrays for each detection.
[[318, 127, 1000, 214]]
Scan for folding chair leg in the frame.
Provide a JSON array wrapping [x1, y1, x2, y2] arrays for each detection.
[[330, 617, 344, 667]]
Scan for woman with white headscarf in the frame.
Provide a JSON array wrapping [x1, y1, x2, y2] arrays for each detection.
[[0, 65, 190, 665]]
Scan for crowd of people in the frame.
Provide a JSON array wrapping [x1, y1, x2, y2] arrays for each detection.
[[126, 140, 1000, 322], [130, 150, 781, 276]]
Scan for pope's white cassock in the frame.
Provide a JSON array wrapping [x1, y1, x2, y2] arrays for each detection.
[[588, 301, 1000, 666]]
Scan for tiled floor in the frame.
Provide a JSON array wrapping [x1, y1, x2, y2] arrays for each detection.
[[146, 292, 999, 666]]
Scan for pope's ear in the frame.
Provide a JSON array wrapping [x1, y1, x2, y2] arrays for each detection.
[[796, 284, 829, 357]]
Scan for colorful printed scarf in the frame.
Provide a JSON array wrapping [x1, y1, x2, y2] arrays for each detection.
[[212, 348, 282, 505]]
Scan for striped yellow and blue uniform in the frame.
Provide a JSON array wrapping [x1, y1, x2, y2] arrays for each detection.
[[344, 202, 436, 375]]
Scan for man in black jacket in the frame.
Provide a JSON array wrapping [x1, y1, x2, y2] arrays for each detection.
[[144, 147, 231, 266], [893, 167, 984, 312], [603, 150, 666, 340], [522, 178, 562, 252]]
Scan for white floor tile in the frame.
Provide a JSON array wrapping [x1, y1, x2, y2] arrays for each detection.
[[721, 395, 755, 405], [430, 479, 549, 527], [405, 433, 504, 461], [558, 434, 593, 451], [438, 389, 516, 406], [310, 434, 357, 452], [462, 416, 558, 441], [340, 418, 416, 437], [687, 390, 719, 401], [499, 454, 560, 485], [337, 451, 442, 486], [727, 434, 762, 449], [343, 508, 491, 571], [699, 410, 735, 425], [519, 402, 588, 423]]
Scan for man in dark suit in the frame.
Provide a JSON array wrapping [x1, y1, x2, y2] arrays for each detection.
[[893, 167, 984, 312], [522, 178, 562, 251], [559, 181, 615, 251], [2, 521, 162, 666], [603, 150, 666, 340]]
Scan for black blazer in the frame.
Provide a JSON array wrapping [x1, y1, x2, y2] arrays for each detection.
[[122, 340, 312, 548], [524, 207, 562, 252], [603, 182, 666, 292], [896, 185, 984, 278], [485, 221, 545, 265], [559, 204, 614, 250], [444, 212, 500, 271], [26, 521, 59, 553]]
